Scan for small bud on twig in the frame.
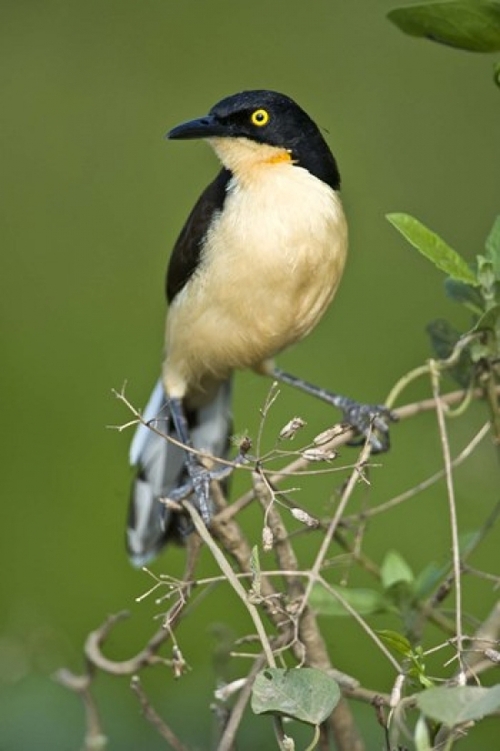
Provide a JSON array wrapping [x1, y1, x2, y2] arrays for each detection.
[[262, 526, 273, 551], [239, 435, 252, 454], [313, 424, 349, 445], [485, 648, 500, 664], [301, 447, 338, 462], [279, 417, 306, 440], [389, 673, 405, 708], [290, 508, 319, 527], [172, 645, 189, 679]]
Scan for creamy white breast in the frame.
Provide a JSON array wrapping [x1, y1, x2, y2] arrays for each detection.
[[164, 160, 347, 401]]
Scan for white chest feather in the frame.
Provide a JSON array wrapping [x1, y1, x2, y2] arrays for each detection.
[[164, 161, 348, 400]]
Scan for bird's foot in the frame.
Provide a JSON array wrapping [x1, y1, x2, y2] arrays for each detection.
[[189, 462, 213, 523], [167, 451, 249, 524], [166, 461, 214, 524], [336, 398, 397, 453]]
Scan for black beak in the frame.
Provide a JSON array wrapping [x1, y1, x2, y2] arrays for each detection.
[[167, 114, 227, 140]]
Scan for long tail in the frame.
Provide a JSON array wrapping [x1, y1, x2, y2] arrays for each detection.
[[126, 379, 232, 567]]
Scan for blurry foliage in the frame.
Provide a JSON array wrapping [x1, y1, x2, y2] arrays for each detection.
[[388, 0, 500, 86], [388, 0, 500, 53]]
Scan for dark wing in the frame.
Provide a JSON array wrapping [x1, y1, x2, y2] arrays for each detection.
[[166, 168, 232, 303]]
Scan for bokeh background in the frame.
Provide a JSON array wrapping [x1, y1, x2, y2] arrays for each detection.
[[1, 1, 499, 748]]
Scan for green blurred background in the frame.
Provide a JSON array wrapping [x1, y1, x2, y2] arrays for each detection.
[[1, 1, 499, 748]]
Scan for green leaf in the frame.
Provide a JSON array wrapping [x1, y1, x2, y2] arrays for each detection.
[[425, 319, 474, 387], [249, 545, 261, 597], [381, 550, 414, 590], [310, 583, 387, 617], [472, 303, 500, 333], [458, 529, 482, 555], [251, 668, 340, 725], [495, 59, 500, 86], [376, 629, 413, 657], [413, 561, 450, 598], [444, 278, 483, 311], [417, 685, 500, 724], [388, 1, 500, 52], [476, 254, 496, 293], [414, 715, 432, 751], [426, 318, 461, 359], [387, 213, 478, 285], [485, 215, 500, 277]]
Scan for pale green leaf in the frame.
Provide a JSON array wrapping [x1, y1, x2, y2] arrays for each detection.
[[417, 685, 500, 724], [387, 213, 478, 285], [414, 715, 432, 751], [381, 549, 414, 589], [251, 667, 340, 725], [309, 583, 387, 617]]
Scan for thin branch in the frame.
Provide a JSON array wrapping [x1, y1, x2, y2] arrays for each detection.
[[114, 383, 500, 499], [316, 577, 402, 673], [84, 604, 181, 675], [345, 421, 490, 522], [130, 675, 190, 751], [218, 387, 500, 524], [216, 653, 268, 751], [430, 362, 464, 677], [70, 377, 500, 751], [297, 436, 374, 618], [54, 669, 107, 751], [183, 500, 276, 668], [461, 600, 500, 677]]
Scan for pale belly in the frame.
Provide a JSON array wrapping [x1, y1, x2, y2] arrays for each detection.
[[163, 166, 348, 401]]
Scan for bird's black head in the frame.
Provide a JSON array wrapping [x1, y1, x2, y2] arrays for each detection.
[[168, 90, 341, 191]]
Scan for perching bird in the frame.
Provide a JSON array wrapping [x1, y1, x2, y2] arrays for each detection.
[[127, 90, 392, 566]]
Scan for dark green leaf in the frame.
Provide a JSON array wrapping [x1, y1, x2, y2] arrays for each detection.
[[444, 278, 483, 310], [426, 319, 474, 387], [251, 667, 340, 725], [381, 550, 414, 589], [417, 685, 500, 724], [426, 318, 461, 359], [310, 583, 387, 616], [387, 213, 478, 284], [388, 1, 500, 52]]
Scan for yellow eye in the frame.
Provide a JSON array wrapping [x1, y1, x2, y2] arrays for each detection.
[[250, 108, 270, 127]]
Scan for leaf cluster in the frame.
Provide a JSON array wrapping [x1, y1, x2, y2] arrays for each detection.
[[387, 213, 500, 389]]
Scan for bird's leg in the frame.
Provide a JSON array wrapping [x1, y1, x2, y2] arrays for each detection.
[[168, 397, 213, 523], [167, 397, 248, 522], [271, 368, 396, 453]]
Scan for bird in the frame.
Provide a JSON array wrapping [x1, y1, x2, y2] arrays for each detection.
[[126, 90, 393, 566]]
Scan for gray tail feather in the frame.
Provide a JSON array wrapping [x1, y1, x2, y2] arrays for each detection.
[[126, 379, 232, 567]]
